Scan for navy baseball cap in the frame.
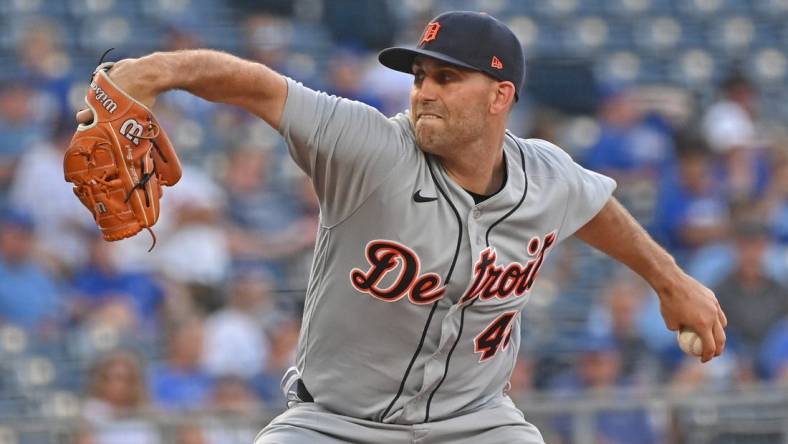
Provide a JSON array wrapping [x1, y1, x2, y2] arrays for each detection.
[[379, 11, 525, 100]]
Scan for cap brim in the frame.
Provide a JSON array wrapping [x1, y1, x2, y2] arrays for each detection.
[[378, 46, 481, 75]]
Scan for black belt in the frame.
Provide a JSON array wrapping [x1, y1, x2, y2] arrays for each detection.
[[296, 378, 314, 403]]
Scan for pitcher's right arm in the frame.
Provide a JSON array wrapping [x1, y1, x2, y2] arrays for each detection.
[[77, 49, 288, 129]]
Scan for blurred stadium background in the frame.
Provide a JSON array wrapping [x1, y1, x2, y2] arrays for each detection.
[[0, 0, 787, 443]]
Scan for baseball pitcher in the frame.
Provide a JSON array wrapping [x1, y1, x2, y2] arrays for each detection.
[[74, 11, 727, 444]]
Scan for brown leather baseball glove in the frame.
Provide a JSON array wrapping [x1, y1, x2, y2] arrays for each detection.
[[64, 62, 181, 249]]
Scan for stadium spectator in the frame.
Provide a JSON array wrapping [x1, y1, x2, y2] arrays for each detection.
[[584, 84, 675, 177], [149, 317, 215, 410], [8, 117, 95, 271], [582, 84, 675, 224], [82, 350, 161, 444], [713, 221, 788, 369], [14, 18, 73, 119], [760, 151, 788, 246], [154, 165, 230, 297], [72, 426, 98, 444], [325, 48, 384, 111], [201, 267, 273, 378], [99, 164, 229, 305], [70, 235, 165, 332], [651, 137, 730, 264], [202, 376, 263, 444], [506, 356, 536, 401], [223, 143, 317, 287], [0, 207, 63, 334], [241, 14, 317, 85], [253, 314, 300, 409], [587, 274, 659, 382], [669, 342, 742, 389], [703, 72, 760, 153], [211, 375, 262, 413], [281, 174, 320, 289], [702, 72, 772, 202], [0, 80, 48, 201], [175, 423, 209, 444], [549, 335, 659, 444], [759, 319, 788, 383], [361, 60, 413, 117]]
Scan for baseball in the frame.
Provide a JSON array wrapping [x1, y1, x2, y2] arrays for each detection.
[[677, 328, 703, 356]]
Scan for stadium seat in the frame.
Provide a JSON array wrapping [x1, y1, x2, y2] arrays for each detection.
[[76, 16, 132, 52], [676, 0, 725, 18], [0, 326, 28, 356], [707, 16, 756, 54], [506, 16, 541, 52], [521, 18, 567, 57], [601, 0, 654, 17], [534, 0, 581, 18], [472, 0, 508, 15], [752, 0, 788, 19], [0, 426, 17, 444], [0, 0, 46, 15], [83, 324, 122, 356], [39, 391, 81, 419], [565, 16, 610, 54], [66, 0, 126, 18], [140, 0, 194, 17], [14, 357, 56, 389], [634, 16, 683, 54], [672, 48, 717, 86], [596, 50, 642, 83], [751, 48, 787, 85]]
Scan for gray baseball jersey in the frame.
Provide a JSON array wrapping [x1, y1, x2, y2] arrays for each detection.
[[277, 78, 616, 425]]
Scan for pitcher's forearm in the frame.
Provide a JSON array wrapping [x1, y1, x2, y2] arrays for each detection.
[[131, 50, 288, 127], [574, 198, 681, 295]]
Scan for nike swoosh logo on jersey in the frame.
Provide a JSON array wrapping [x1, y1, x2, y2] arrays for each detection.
[[413, 189, 438, 203]]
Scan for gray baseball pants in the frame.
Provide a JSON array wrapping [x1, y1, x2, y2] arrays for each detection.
[[254, 396, 545, 444]]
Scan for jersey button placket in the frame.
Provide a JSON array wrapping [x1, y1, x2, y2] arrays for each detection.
[[470, 208, 484, 247]]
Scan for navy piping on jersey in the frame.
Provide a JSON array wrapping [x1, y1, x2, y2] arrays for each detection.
[[424, 297, 477, 422], [379, 151, 464, 422], [424, 133, 529, 422], [485, 134, 528, 246]]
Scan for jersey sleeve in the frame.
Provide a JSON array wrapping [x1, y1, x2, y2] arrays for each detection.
[[532, 139, 617, 242], [277, 77, 406, 226]]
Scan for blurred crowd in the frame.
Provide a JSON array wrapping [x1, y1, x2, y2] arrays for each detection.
[[1, 1, 787, 443]]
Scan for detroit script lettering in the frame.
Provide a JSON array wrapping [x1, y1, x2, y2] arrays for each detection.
[[350, 232, 557, 361]]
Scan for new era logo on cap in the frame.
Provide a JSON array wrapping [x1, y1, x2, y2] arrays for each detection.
[[491, 56, 503, 70]]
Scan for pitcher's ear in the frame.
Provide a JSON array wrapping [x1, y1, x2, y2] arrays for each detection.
[[490, 81, 516, 115]]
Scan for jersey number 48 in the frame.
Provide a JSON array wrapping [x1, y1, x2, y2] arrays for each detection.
[[474, 311, 518, 362]]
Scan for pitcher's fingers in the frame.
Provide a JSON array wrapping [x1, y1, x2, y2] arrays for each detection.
[[713, 321, 726, 357], [664, 317, 680, 332], [717, 302, 728, 328], [699, 327, 716, 363], [76, 109, 93, 124]]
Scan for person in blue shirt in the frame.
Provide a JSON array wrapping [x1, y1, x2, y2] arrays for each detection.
[[548, 335, 659, 444], [70, 235, 164, 330], [0, 207, 63, 334], [584, 84, 675, 176], [759, 319, 788, 382], [582, 84, 675, 225], [148, 317, 214, 410], [652, 138, 731, 265]]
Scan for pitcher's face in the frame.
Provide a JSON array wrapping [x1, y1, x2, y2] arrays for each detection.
[[409, 57, 497, 155]]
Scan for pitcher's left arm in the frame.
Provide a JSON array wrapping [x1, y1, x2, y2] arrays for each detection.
[[574, 197, 727, 363]]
